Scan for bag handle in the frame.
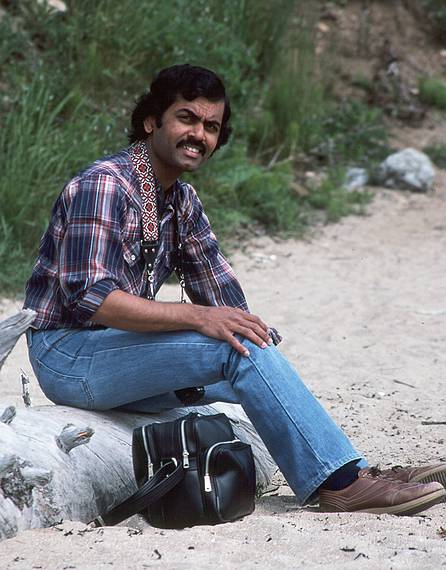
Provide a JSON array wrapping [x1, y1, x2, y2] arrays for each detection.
[[92, 460, 184, 527]]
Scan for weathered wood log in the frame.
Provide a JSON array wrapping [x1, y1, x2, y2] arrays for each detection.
[[0, 312, 276, 539], [0, 403, 276, 540], [0, 309, 36, 370]]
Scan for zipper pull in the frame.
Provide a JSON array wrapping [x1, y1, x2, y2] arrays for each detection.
[[182, 450, 190, 468], [204, 474, 212, 492], [148, 463, 154, 478]]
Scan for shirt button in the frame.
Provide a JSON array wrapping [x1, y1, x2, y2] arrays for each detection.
[[130, 254, 136, 261]]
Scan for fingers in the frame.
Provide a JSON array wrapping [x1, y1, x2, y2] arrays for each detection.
[[236, 316, 271, 345], [198, 306, 272, 356], [221, 308, 271, 351], [225, 333, 251, 357], [242, 311, 269, 332], [224, 325, 272, 357], [233, 325, 268, 349]]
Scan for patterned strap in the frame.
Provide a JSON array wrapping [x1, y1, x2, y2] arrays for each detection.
[[130, 141, 159, 242], [129, 141, 160, 300], [129, 140, 187, 304]]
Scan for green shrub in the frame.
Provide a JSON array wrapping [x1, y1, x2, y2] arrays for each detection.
[[419, 0, 446, 38], [305, 169, 373, 223], [423, 143, 446, 168], [0, 77, 118, 293], [248, 3, 326, 160], [315, 100, 390, 166], [351, 74, 374, 93], [419, 77, 446, 110], [185, 144, 304, 241], [0, 0, 383, 294]]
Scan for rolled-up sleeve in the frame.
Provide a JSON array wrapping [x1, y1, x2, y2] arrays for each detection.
[[182, 186, 282, 344], [58, 174, 126, 323], [183, 192, 249, 311]]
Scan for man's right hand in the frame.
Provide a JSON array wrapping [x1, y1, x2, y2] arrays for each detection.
[[193, 305, 272, 357], [91, 290, 272, 357]]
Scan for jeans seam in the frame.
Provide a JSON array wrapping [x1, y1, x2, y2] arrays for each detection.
[[89, 341, 218, 359], [230, 349, 364, 504], [35, 356, 85, 380], [35, 357, 94, 410], [41, 330, 87, 358]]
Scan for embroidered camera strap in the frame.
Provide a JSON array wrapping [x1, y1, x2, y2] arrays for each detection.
[[130, 141, 160, 300]]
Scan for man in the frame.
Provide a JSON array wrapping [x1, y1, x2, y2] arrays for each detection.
[[24, 64, 446, 515]]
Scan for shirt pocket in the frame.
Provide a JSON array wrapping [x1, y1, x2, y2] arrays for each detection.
[[122, 239, 141, 267], [122, 206, 141, 244]]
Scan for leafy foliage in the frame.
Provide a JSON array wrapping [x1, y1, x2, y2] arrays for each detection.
[[418, 0, 446, 38], [305, 169, 373, 223], [0, 0, 384, 293], [423, 143, 446, 168], [419, 77, 446, 110], [315, 100, 390, 167]]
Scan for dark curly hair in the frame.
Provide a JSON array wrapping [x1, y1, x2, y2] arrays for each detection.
[[128, 64, 232, 150]]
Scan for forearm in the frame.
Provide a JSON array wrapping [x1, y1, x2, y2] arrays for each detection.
[[90, 289, 200, 332], [89, 289, 273, 357]]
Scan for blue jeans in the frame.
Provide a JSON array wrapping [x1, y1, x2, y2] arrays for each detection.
[[27, 327, 365, 504]]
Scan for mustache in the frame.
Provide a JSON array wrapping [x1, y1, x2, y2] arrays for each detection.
[[177, 138, 206, 155]]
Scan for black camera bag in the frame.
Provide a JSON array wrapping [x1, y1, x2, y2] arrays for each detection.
[[93, 412, 256, 529]]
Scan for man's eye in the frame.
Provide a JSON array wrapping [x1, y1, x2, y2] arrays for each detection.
[[179, 115, 192, 122], [206, 124, 219, 133]]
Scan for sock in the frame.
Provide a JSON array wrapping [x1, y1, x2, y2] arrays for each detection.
[[319, 460, 362, 491]]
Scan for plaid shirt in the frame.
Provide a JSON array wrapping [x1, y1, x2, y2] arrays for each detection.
[[24, 143, 249, 329]]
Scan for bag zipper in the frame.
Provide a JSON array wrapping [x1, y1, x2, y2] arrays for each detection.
[[180, 418, 190, 468], [203, 439, 240, 492], [142, 426, 154, 478]]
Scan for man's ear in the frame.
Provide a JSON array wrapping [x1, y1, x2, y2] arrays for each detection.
[[143, 117, 155, 135]]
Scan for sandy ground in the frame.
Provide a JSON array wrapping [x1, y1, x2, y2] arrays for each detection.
[[0, 185, 445, 568]]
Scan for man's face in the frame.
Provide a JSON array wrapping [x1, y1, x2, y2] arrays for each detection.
[[143, 95, 225, 179]]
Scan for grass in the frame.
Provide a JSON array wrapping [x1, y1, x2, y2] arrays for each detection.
[[419, 77, 446, 110], [0, 0, 386, 294], [418, 0, 446, 38], [423, 144, 446, 168], [316, 100, 390, 167], [305, 169, 373, 223]]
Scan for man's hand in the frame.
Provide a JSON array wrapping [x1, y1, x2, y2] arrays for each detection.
[[194, 305, 272, 357], [91, 290, 272, 357]]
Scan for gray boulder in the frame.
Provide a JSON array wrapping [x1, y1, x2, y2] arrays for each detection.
[[344, 167, 369, 191], [377, 148, 435, 192]]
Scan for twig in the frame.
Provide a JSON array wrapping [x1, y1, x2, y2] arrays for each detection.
[[393, 379, 416, 389], [421, 421, 446, 426], [21, 369, 32, 407]]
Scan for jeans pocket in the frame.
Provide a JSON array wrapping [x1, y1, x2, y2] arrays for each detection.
[[35, 358, 93, 410]]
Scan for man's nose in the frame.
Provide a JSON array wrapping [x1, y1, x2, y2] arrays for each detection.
[[191, 121, 205, 141]]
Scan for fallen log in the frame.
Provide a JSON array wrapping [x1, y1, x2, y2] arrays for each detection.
[[0, 313, 276, 540], [0, 403, 275, 540], [0, 309, 36, 369]]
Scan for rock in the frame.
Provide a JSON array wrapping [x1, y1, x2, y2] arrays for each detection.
[[344, 168, 369, 191], [316, 22, 330, 34], [36, 0, 67, 11], [377, 148, 435, 192], [290, 181, 309, 197]]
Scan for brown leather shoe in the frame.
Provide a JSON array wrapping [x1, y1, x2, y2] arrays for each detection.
[[319, 467, 446, 515], [381, 464, 446, 487]]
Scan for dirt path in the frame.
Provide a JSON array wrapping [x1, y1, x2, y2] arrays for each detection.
[[0, 184, 445, 569]]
